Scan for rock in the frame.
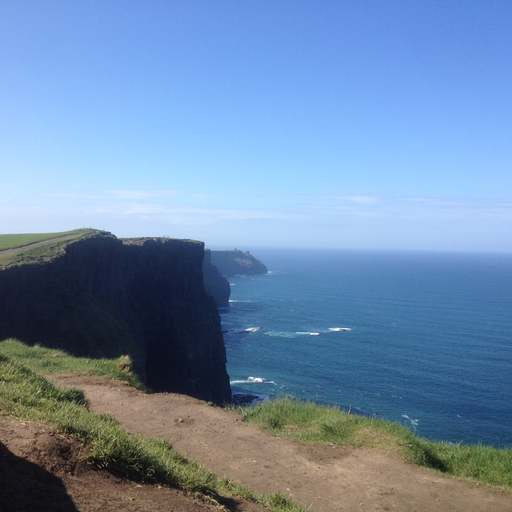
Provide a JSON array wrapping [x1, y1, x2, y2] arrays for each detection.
[[202, 249, 231, 307], [209, 250, 267, 277], [0, 233, 231, 404]]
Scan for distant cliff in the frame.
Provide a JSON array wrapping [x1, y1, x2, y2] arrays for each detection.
[[202, 249, 231, 307], [0, 233, 231, 404], [210, 250, 267, 277]]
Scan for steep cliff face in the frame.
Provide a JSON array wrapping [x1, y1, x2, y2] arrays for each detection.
[[210, 250, 268, 277], [202, 249, 231, 308], [0, 234, 231, 404]]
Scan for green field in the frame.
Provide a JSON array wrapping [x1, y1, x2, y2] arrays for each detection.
[[0, 229, 89, 251], [0, 229, 105, 269]]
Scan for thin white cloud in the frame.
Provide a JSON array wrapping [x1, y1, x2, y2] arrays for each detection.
[[290, 194, 381, 204], [97, 197, 512, 228], [402, 197, 472, 207], [123, 204, 297, 223], [47, 190, 183, 200], [106, 190, 182, 199], [189, 193, 217, 199], [48, 192, 104, 199], [282, 197, 512, 222], [122, 204, 170, 215], [3, 194, 512, 251], [35, 191, 512, 222], [326, 195, 381, 204]]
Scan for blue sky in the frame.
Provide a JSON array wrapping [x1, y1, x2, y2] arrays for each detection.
[[1, 1, 511, 251]]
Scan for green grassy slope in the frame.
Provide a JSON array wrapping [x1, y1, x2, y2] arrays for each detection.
[[0, 338, 146, 390], [0, 229, 89, 251], [238, 397, 512, 490], [0, 229, 107, 269], [0, 340, 307, 512]]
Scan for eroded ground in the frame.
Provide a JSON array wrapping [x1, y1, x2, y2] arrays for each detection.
[[0, 416, 262, 511], [41, 374, 512, 512]]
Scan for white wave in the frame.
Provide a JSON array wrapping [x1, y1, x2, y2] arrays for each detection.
[[228, 327, 261, 334], [265, 331, 297, 338], [329, 327, 352, 331], [230, 376, 276, 385], [402, 414, 419, 429], [267, 330, 321, 337]]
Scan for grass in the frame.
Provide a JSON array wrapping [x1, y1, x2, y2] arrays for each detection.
[[4, 339, 510, 505], [0, 340, 308, 512], [0, 229, 96, 269], [0, 229, 89, 251], [0, 339, 146, 391], [236, 396, 512, 490]]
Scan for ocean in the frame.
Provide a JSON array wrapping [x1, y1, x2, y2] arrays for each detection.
[[219, 248, 512, 447]]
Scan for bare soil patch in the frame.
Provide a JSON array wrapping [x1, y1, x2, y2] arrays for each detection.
[[0, 416, 262, 511], [46, 374, 512, 511]]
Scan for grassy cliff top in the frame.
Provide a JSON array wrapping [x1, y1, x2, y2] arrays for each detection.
[[0, 229, 91, 251], [0, 229, 112, 269], [210, 249, 267, 277], [121, 236, 204, 246], [0, 230, 205, 270]]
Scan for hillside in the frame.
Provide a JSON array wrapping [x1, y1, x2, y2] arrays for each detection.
[[0, 230, 231, 403], [1, 339, 512, 511]]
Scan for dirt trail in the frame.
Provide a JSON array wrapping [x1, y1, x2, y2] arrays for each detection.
[[49, 374, 512, 512], [0, 416, 263, 512], [0, 234, 84, 256]]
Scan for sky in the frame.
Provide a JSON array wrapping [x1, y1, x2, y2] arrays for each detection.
[[1, 1, 511, 252]]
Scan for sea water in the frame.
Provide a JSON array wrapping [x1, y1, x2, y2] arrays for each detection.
[[219, 249, 512, 446]]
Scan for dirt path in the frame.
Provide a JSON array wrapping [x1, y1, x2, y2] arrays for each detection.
[[0, 416, 265, 511], [48, 375, 512, 512], [0, 234, 84, 256]]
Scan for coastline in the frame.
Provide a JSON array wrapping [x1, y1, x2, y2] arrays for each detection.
[[230, 386, 371, 416], [222, 248, 512, 446]]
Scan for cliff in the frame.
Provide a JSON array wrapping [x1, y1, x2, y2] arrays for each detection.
[[0, 232, 231, 404], [202, 249, 231, 307], [210, 250, 268, 277]]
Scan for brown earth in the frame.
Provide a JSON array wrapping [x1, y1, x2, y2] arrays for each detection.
[[2, 374, 512, 511], [0, 416, 264, 512]]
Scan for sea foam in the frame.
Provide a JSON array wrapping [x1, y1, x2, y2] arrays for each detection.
[[230, 376, 277, 385], [402, 414, 419, 430]]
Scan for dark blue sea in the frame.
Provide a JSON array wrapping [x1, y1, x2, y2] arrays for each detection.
[[219, 249, 512, 447]]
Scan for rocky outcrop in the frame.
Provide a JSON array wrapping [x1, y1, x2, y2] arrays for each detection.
[[210, 250, 267, 277], [0, 233, 231, 404], [202, 250, 231, 308]]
